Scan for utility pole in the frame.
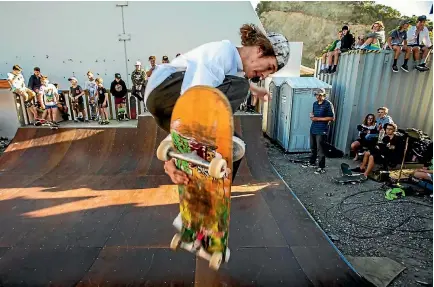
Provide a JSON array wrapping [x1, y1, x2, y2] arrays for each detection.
[[116, 2, 131, 89]]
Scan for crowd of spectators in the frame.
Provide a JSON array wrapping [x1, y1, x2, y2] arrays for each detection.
[[319, 15, 432, 74], [6, 55, 178, 127]]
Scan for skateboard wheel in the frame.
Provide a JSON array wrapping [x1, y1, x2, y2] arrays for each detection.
[[208, 157, 227, 179], [170, 233, 182, 251], [156, 141, 172, 161], [209, 252, 223, 271], [225, 248, 230, 263]]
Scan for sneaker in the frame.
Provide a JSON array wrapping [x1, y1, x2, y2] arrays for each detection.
[[301, 162, 316, 168], [314, 168, 326, 174], [401, 64, 409, 72], [392, 65, 398, 72], [416, 64, 429, 72]]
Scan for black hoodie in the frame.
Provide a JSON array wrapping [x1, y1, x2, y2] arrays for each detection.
[[110, 79, 127, 98], [341, 31, 355, 50]]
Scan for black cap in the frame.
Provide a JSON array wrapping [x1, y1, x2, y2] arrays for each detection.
[[418, 15, 427, 22], [162, 56, 169, 60], [342, 25, 349, 31], [115, 73, 121, 79]]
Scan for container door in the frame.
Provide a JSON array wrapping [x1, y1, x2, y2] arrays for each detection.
[[288, 88, 316, 152], [266, 82, 279, 139], [276, 84, 289, 148]]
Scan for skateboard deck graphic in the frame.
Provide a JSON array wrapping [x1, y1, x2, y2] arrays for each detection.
[[156, 86, 233, 271], [129, 95, 137, 119]]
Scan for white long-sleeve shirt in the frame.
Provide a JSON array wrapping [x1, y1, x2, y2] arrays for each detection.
[[407, 26, 432, 47], [144, 40, 244, 103]]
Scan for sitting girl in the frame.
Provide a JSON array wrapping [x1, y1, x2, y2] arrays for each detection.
[[351, 113, 377, 160]]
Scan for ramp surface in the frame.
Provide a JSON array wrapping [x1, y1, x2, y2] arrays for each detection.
[[0, 115, 373, 286]]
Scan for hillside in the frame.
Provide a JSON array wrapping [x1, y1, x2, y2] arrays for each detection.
[[256, 1, 433, 68]]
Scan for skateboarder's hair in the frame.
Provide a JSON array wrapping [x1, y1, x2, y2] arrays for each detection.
[[239, 24, 274, 57]]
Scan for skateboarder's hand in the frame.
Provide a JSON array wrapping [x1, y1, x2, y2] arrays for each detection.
[[164, 159, 189, 185], [250, 86, 271, 102]]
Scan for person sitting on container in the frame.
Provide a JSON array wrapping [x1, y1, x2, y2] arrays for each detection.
[[386, 19, 411, 73], [319, 30, 342, 74], [354, 35, 365, 49], [407, 15, 432, 72], [358, 21, 386, 51], [351, 113, 376, 161], [351, 123, 405, 179]]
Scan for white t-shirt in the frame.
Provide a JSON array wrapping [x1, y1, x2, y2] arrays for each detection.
[[7, 72, 25, 89], [85, 79, 98, 97], [407, 26, 432, 47], [39, 84, 58, 106], [144, 40, 244, 103]]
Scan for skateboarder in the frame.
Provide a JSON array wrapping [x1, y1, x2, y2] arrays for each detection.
[[96, 78, 109, 125], [144, 23, 290, 184], [38, 76, 59, 126], [85, 71, 99, 121], [110, 73, 129, 121], [131, 61, 147, 102]]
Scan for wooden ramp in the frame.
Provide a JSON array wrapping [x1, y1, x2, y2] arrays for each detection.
[[0, 115, 373, 286]]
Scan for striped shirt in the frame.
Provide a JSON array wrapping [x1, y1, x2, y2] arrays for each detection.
[[310, 100, 335, 135]]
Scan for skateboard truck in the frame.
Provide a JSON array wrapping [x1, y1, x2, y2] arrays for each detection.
[[156, 141, 227, 179]]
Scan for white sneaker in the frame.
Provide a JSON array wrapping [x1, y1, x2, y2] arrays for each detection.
[[161, 134, 245, 161]]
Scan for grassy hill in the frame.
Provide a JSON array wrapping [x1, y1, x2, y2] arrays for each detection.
[[256, 1, 433, 68]]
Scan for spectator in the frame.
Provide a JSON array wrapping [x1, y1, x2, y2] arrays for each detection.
[[110, 73, 128, 121], [68, 77, 88, 123], [407, 15, 432, 72], [358, 21, 385, 51], [351, 113, 377, 160], [85, 71, 99, 121], [28, 67, 42, 94], [302, 88, 335, 174], [38, 76, 59, 126], [387, 19, 411, 72], [131, 61, 147, 101], [340, 25, 355, 52], [351, 123, 405, 179], [319, 30, 342, 74], [53, 83, 69, 121], [354, 35, 366, 49], [146, 56, 157, 78], [162, 56, 170, 63], [366, 106, 393, 141], [7, 65, 39, 123], [96, 78, 109, 125]]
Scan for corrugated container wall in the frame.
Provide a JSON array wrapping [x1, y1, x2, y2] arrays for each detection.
[[268, 77, 331, 152], [315, 50, 433, 154]]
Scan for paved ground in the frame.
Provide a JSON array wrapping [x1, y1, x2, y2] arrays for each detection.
[[266, 139, 433, 287]]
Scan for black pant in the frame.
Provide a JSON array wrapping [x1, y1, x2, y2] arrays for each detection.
[[146, 71, 250, 182], [310, 134, 327, 168], [131, 84, 145, 101]]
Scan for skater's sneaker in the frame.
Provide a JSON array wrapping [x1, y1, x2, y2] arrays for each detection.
[[301, 162, 316, 168], [104, 120, 110, 125], [415, 64, 429, 72], [401, 64, 409, 72], [314, 168, 326, 174], [392, 65, 398, 73]]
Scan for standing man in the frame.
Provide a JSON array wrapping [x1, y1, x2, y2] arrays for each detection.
[[303, 88, 335, 174], [146, 56, 157, 78], [407, 15, 432, 71], [131, 61, 147, 101]]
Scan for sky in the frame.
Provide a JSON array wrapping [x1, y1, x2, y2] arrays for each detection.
[[250, 0, 433, 20]]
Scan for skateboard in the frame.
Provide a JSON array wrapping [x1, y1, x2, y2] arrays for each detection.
[[156, 86, 233, 271], [117, 106, 129, 121], [333, 174, 367, 184], [288, 155, 311, 164], [89, 97, 99, 121], [129, 94, 137, 119], [340, 163, 353, 176]]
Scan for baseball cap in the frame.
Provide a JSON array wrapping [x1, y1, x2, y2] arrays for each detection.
[[68, 77, 77, 82], [266, 32, 290, 71], [135, 61, 141, 66], [115, 73, 121, 79], [162, 56, 169, 61], [417, 15, 427, 22], [314, 88, 327, 96]]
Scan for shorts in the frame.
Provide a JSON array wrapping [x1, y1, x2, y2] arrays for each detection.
[[115, 97, 126, 105], [45, 104, 57, 109], [73, 101, 85, 112], [408, 44, 426, 49]]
